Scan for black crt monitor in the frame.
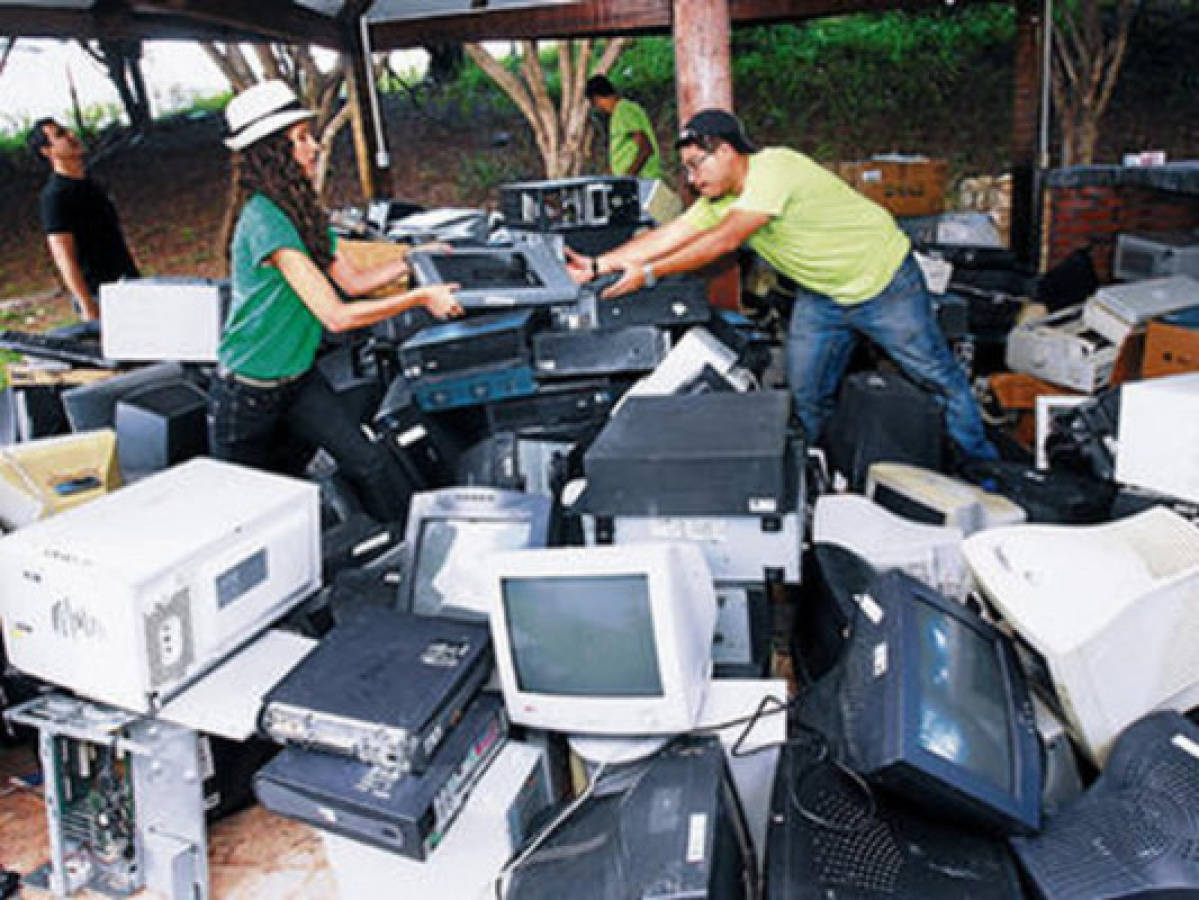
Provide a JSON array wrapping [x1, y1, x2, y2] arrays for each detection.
[[114, 379, 209, 482], [61, 361, 186, 432], [766, 735, 1026, 899], [407, 241, 579, 310], [400, 486, 551, 620], [1011, 710, 1199, 900], [802, 569, 1041, 835]]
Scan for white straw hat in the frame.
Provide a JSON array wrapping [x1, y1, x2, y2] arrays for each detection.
[[224, 80, 315, 151]]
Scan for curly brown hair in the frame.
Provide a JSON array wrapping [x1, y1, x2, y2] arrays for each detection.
[[221, 130, 332, 271]]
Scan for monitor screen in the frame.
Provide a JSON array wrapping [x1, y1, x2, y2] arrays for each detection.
[[502, 574, 663, 697], [412, 517, 533, 616], [429, 252, 545, 290], [914, 600, 1012, 794]]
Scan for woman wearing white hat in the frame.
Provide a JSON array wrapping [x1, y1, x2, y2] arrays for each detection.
[[210, 79, 460, 521]]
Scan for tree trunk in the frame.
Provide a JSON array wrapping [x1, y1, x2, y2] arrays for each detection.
[[465, 38, 629, 180], [1050, 0, 1137, 167]]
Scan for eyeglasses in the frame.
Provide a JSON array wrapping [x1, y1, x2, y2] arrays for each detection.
[[681, 150, 715, 177]]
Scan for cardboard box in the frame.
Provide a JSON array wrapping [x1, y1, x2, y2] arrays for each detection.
[[835, 156, 948, 217], [0, 429, 120, 529], [1143, 320, 1199, 379]]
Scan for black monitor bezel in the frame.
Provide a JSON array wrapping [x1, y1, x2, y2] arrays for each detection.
[[864, 570, 1041, 833], [407, 243, 579, 310]]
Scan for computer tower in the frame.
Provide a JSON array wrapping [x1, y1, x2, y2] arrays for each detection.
[[500, 176, 641, 230], [485, 378, 622, 439], [255, 694, 507, 860], [582, 390, 797, 517], [412, 363, 539, 412], [321, 739, 554, 898], [114, 379, 209, 482], [557, 275, 712, 330], [1112, 230, 1199, 282], [261, 607, 492, 774], [399, 309, 539, 379], [531, 325, 670, 379]]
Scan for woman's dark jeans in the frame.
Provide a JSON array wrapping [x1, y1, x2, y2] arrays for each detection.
[[208, 367, 414, 523]]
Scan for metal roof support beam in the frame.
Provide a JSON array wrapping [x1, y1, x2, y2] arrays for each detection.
[[130, 0, 342, 46]]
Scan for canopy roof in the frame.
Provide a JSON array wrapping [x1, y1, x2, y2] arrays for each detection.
[[0, 0, 940, 49]]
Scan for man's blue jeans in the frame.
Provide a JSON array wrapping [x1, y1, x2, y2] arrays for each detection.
[[785, 253, 998, 461]]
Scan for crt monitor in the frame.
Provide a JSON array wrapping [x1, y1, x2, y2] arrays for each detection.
[[407, 241, 579, 310], [114, 379, 209, 482], [487, 542, 717, 736], [962, 506, 1199, 765], [803, 568, 1042, 835], [400, 486, 551, 621], [61, 361, 186, 432]]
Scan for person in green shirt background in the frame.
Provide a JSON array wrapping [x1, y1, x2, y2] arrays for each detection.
[[585, 75, 663, 180], [211, 79, 463, 522], [565, 108, 997, 463]]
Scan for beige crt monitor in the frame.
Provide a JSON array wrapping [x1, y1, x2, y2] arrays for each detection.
[[962, 508, 1199, 765]]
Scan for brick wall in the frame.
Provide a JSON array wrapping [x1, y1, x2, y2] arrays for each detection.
[[1046, 184, 1199, 280]]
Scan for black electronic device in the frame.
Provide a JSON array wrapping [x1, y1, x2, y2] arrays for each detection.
[[799, 569, 1042, 835], [201, 733, 278, 823], [61, 362, 186, 432], [412, 363, 539, 412], [958, 460, 1115, 524], [560, 273, 712, 330], [114, 379, 209, 481], [532, 325, 669, 379], [399, 309, 539, 380], [499, 176, 641, 231], [261, 607, 492, 774], [456, 431, 522, 490], [505, 735, 755, 900], [764, 736, 1026, 899], [372, 376, 461, 489], [1011, 710, 1199, 900], [713, 582, 772, 679], [254, 694, 507, 860], [320, 513, 403, 582], [582, 389, 796, 517], [0, 329, 118, 369], [484, 378, 622, 439], [794, 543, 879, 682], [373, 305, 434, 347], [408, 243, 578, 310], [822, 370, 946, 492]]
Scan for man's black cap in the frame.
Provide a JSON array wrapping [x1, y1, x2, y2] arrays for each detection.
[[675, 109, 758, 154]]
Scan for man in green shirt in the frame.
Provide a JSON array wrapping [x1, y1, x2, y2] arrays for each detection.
[[567, 108, 996, 461], [585, 75, 663, 180]]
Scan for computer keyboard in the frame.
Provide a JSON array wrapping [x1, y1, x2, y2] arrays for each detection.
[[0, 330, 119, 369]]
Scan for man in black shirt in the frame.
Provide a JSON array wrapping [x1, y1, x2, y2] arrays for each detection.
[[28, 118, 139, 320]]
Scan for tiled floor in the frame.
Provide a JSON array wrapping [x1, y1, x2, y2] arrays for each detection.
[[0, 741, 338, 899]]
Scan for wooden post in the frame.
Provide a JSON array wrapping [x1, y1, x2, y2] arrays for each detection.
[[342, 16, 390, 201], [673, 0, 739, 309], [1010, 0, 1044, 269], [673, 0, 732, 120]]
